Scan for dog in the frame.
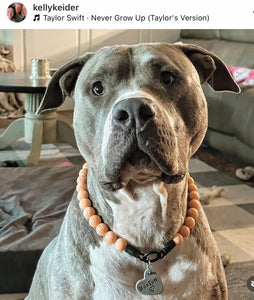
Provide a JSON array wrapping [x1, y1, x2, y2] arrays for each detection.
[[26, 43, 239, 300]]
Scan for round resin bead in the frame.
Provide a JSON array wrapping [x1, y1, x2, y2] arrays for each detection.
[[83, 207, 95, 219], [83, 162, 89, 169], [178, 225, 190, 238], [184, 216, 195, 229], [79, 169, 87, 177], [96, 223, 109, 236], [77, 190, 89, 200], [187, 208, 199, 219], [189, 191, 200, 200], [115, 237, 128, 251], [76, 182, 87, 193], [89, 215, 102, 228], [79, 198, 91, 210], [105, 231, 118, 244], [188, 184, 198, 192], [173, 233, 184, 245], [80, 182, 87, 190], [77, 176, 86, 184], [188, 176, 194, 185], [188, 199, 201, 210], [82, 168, 88, 176]]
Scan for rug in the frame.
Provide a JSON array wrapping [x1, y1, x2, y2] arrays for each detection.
[[189, 159, 254, 299], [0, 136, 254, 299]]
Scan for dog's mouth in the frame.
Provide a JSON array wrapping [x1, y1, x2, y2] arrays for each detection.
[[127, 148, 151, 169], [99, 147, 186, 191], [126, 148, 185, 184]]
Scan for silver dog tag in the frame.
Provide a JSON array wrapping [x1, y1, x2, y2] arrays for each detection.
[[136, 265, 164, 295]]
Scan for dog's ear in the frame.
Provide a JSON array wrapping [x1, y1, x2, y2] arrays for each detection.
[[36, 52, 93, 113], [175, 44, 240, 93]]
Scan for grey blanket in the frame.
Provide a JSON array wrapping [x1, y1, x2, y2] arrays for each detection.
[[0, 166, 79, 251]]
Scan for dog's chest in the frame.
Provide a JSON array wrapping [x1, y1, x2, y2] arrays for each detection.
[[88, 237, 211, 300], [107, 182, 168, 249], [88, 182, 213, 299]]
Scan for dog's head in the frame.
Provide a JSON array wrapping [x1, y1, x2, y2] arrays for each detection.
[[38, 43, 239, 191]]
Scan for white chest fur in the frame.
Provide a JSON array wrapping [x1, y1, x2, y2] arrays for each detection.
[[89, 237, 212, 300], [88, 181, 214, 299], [110, 181, 167, 249]]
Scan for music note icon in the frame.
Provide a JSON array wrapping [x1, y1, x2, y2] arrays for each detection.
[[33, 14, 40, 21]]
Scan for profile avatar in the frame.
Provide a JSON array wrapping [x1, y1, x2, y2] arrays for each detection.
[[7, 2, 27, 23]]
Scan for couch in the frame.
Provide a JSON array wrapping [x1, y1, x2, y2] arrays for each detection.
[[180, 30, 254, 165]]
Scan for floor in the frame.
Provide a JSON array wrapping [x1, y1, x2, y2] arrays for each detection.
[[0, 112, 254, 300]]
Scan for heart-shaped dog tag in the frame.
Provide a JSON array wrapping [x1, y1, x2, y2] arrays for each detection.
[[136, 269, 164, 295]]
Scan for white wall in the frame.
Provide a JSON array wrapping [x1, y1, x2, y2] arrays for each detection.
[[12, 29, 181, 71], [0, 29, 14, 60], [5, 29, 181, 109]]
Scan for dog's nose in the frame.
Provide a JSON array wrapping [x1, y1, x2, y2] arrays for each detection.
[[112, 99, 154, 130]]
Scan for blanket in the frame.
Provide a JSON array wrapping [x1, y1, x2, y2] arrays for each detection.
[[228, 66, 254, 86], [0, 55, 25, 119]]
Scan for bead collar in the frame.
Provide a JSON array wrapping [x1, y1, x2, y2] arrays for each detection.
[[76, 162, 201, 263]]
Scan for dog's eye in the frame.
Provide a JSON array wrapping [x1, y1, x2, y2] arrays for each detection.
[[92, 81, 104, 96], [161, 71, 175, 85]]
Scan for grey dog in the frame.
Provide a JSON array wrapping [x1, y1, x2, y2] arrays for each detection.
[[26, 43, 239, 300]]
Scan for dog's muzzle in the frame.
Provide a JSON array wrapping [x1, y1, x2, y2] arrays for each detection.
[[99, 98, 186, 191]]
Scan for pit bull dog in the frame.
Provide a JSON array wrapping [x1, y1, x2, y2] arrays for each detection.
[[26, 43, 239, 300]]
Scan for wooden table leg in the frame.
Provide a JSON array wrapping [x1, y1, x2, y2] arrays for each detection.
[[0, 91, 77, 165], [25, 93, 57, 166], [56, 120, 77, 149], [26, 119, 43, 166], [0, 118, 25, 149]]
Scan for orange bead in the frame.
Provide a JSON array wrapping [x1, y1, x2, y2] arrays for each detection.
[[77, 176, 86, 184], [79, 198, 91, 210], [187, 208, 199, 219], [89, 215, 102, 228], [173, 233, 184, 245], [115, 237, 128, 251], [77, 190, 89, 200], [188, 184, 198, 192], [80, 182, 87, 190], [83, 162, 89, 169], [188, 199, 201, 210], [96, 223, 109, 236], [83, 207, 95, 219], [184, 216, 195, 229], [105, 231, 118, 244], [178, 225, 190, 238], [189, 191, 200, 200], [188, 176, 194, 185], [76, 182, 87, 192], [79, 169, 87, 176], [82, 168, 88, 176]]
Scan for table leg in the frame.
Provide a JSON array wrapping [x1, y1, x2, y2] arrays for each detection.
[[0, 92, 77, 165], [25, 93, 57, 166], [0, 118, 25, 149], [56, 120, 77, 149], [26, 119, 43, 166]]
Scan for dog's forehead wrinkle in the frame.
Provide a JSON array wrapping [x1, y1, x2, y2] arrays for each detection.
[[115, 89, 157, 104], [88, 44, 186, 86], [87, 45, 133, 80]]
